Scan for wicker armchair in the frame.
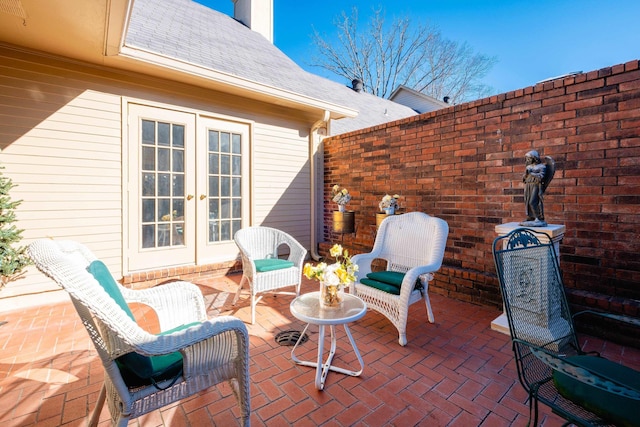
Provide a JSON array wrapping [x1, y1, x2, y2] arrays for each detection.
[[350, 212, 449, 346], [27, 239, 250, 427], [493, 228, 640, 426], [233, 226, 307, 324]]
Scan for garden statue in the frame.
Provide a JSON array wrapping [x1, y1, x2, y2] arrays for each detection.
[[520, 150, 555, 227]]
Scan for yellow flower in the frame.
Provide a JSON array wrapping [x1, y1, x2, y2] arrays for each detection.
[[329, 243, 343, 258], [336, 266, 348, 283], [303, 243, 357, 289], [303, 263, 313, 278]]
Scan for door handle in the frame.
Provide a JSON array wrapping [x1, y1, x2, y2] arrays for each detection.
[[187, 194, 194, 201], [200, 194, 206, 200]]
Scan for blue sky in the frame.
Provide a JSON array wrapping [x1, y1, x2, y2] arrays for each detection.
[[199, 1, 640, 96]]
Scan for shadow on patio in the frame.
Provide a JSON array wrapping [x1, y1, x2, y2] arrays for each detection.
[[1, 275, 639, 426]]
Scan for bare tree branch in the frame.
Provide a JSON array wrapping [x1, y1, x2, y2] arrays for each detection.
[[309, 7, 497, 103]]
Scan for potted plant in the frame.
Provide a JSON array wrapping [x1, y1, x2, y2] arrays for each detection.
[[331, 184, 354, 234], [376, 193, 400, 228], [303, 244, 358, 308]]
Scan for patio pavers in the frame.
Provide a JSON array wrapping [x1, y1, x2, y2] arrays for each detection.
[[1, 274, 639, 426]]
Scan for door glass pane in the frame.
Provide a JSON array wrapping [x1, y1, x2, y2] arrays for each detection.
[[209, 153, 219, 174], [221, 177, 230, 197], [142, 147, 155, 170], [158, 174, 170, 196], [158, 148, 170, 171], [142, 173, 155, 197], [172, 150, 184, 172], [208, 130, 219, 151], [172, 124, 184, 148], [207, 128, 242, 243], [140, 120, 186, 249], [172, 175, 184, 197], [232, 134, 241, 154], [158, 122, 170, 146], [142, 120, 155, 143], [220, 154, 230, 175], [209, 176, 219, 197], [220, 132, 230, 152]]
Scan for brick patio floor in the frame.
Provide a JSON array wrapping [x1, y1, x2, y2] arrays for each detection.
[[1, 274, 639, 426]]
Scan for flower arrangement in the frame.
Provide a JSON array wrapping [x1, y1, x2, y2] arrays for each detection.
[[303, 244, 358, 306], [161, 210, 178, 221], [379, 194, 400, 213], [332, 184, 351, 212]]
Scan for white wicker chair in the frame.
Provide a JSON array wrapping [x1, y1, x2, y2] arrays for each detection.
[[233, 226, 307, 324], [27, 239, 250, 427], [350, 212, 449, 346]]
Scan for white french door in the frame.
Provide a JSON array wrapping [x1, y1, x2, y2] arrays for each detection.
[[196, 116, 250, 264], [127, 104, 249, 272]]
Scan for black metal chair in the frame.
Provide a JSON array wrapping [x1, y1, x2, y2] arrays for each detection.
[[493, 228, 640, 427]]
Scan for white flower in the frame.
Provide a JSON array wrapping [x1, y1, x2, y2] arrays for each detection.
[[379, 193, 400, 211], [331, 185, 351, 206], [303, 244, 358, 289]]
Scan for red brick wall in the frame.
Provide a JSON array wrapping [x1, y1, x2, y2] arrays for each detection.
[[323, 60, 640, 326]]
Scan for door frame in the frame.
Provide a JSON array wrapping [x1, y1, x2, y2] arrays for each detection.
[[123, 99, 254, 274]]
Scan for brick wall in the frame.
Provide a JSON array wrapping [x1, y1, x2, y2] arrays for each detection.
[[323, 60, 640, 341]]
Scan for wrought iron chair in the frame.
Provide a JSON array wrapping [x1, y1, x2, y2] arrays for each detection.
[[493, 228, 640, 427], [350, 212, 449, 346], [233, 226, 307, 324], [28, 239, 250, 427]]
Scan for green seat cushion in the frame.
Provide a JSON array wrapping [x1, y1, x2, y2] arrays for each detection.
[[115, 322, 199, 388], [361, 271, 424, 295], [553, 355, 640, 427], [367, 271, 405, 287], [87, 260, 195, 388], [254, 258, 295, 272], [360, 278, 401, 295]]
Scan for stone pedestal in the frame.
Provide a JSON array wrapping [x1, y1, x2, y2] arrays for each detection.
[[490, 222, 566, 335]]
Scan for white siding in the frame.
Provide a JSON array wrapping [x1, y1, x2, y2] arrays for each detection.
[[0, 47, 315, 307], [252, 120, 311, 248], [1, 61, 123, 299]]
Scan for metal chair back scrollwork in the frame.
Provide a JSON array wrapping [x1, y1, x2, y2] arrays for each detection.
[[493, 228, 640, 427]]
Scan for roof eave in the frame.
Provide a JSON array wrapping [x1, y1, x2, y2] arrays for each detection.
[[116, 45, 358, 120]]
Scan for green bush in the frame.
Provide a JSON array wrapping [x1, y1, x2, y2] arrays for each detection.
[[0, 166, 31, 288]]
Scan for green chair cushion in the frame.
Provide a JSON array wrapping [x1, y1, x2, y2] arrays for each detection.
[[254, 258, 295, 272], [360, 278, 401, 295], [87, 260, 195, 387], [115, 322, 199, 387], [87, 260, 135, 321], [366, 271, 405, 287], [553, 355, 640, 427]]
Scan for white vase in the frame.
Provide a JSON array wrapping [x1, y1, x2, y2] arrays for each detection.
[[384, 206, 395, 215], [338, 205, 346, 213]]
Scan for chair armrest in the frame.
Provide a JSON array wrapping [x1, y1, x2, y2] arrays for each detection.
[[121, 281, 207, 331], [180, 317, 249, 377], [573, 310, 640, 328], [398, 264, 440, 299], [351, 253, 377, 292], [285, 236, 307, 268], [130, 316, 249, 365], [518, 338, 640, 400]]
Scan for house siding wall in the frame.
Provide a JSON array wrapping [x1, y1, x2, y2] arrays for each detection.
[[0, 46, 312, 302], [323, 61, 640, 338]]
